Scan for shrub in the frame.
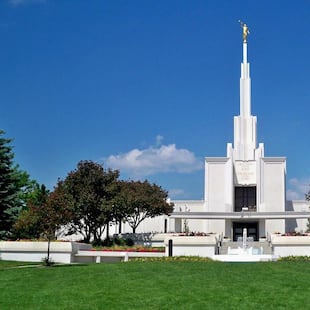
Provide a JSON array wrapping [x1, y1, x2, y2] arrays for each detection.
[[42, 256, 54, 267], [125, 238, 134, 246], [92, 239, 104, 247], [113, 236, 125, 246], [91, 237, 134, 248], [131, 256, 214, 263], [278, 256, 310, 262], [101, 238, 114, 247]]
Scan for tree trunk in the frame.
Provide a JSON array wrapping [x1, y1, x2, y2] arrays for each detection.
[[47, 237, 50, 262], [118, 220, 122, 234], [106, 222, 110, 240], [93, 230, 100, 245]]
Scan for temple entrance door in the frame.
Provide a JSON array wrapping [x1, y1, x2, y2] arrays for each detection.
[[235, 186, 257, 212], [233, 222, 258, 241]]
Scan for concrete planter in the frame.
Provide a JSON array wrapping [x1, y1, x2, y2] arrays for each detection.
[[271, 236, 310, 257], [0, 241, 92, 263], [164, 236, 217, 258]]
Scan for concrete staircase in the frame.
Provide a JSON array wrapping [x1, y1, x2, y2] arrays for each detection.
[[219, 241, 272, 255]]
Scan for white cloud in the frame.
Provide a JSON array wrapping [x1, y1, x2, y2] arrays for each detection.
[[105, 139, 203, 177], [155, 134, 164, 146], [286, 177, 310, 200], [9, 0, 45, 6], [168, 188, 186, 199]]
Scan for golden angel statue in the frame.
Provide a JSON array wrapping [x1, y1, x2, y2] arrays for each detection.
[[238, 20, 250, 43]]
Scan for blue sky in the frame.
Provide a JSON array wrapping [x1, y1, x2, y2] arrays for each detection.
[[1, 0, 309, 200]]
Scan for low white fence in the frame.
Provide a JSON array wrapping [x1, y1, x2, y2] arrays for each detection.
[[75, 250, 165, 263]]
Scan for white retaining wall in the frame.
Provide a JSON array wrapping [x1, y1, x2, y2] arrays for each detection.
[[271, 236, 310, 257], [164, 236, 217, 258], [0, 241, 92, 263]]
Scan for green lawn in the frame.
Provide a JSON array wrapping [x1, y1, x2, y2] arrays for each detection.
[[0, 260, 41, 268], [0, 260, 309, 309]]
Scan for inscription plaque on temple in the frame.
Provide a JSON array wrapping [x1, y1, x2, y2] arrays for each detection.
[[234, 161, 256, 185]]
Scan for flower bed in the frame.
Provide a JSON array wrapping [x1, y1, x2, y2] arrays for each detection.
[[173, 232, 210, 237], [90, 246, 165, 253], [281, 232, 310, 236]]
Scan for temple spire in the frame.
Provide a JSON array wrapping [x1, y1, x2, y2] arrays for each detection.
[[239, 21, 251, 117], [232, 22, 258, 160], [243, 42, 247, 64]]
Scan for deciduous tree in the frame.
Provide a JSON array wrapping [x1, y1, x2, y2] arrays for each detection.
[[63, 160, 120, 243], [15, 181, 74, 263], [118, 180, 174, 233], [13, 184, 50, 239], [41, 181, 75, 263]]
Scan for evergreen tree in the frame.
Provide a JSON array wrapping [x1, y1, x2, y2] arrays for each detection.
[[0, 130, 38, 239], [306, 187, 310, 232], [0, 130, 20, 238]]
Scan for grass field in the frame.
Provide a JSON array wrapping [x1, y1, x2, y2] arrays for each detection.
[[1, 259, 310, 309]]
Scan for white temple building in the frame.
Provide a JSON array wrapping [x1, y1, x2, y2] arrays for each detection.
[[119, 25, 310, 241], [168, 26, 310, 241]]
